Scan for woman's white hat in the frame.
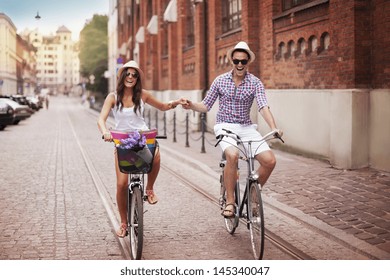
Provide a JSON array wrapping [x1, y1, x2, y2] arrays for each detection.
[[227, 41, 256, 64], [117, 60, 145, 81]]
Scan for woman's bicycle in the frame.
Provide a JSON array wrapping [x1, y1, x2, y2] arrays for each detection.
[[108, 129, 166, 260], [215, 128, 284, 260]]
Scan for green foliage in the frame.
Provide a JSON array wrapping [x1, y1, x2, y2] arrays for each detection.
[[79, 14, 108, 94]]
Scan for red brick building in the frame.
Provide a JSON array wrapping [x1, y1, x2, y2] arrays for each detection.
[[114, 0, 390, 172]]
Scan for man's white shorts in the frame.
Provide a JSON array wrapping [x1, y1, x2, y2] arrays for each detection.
[[214, 123, 271, 156]]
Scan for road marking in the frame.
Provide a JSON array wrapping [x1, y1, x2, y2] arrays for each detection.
[[67, 113, 131, 259]]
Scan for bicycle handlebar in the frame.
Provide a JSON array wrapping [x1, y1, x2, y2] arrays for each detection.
[[215, 128, 284, 147], [101, 135, 167, 140]]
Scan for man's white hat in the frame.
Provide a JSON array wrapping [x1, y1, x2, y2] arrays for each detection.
[[117, 60, 145, 81], [227, 41, 256, 64]]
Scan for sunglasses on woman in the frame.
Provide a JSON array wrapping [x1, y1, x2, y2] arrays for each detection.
[[126, 72, 139, 78]]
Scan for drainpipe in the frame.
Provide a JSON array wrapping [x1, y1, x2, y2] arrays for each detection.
[[201, 0, 208, 153], [202, 1, 209, 100], [130, 0, 135, 60]]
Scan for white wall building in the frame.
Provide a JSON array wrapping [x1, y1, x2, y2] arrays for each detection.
[[26, 26, 80, 95], [0, 13, 17, 95]]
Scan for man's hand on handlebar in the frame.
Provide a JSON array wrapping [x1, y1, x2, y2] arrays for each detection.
[[273, 129, 284, 143]]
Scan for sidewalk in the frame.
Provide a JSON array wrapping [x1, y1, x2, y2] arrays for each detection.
[[156, 111, 390, 259]]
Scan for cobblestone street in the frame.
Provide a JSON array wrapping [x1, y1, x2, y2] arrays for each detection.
[[1, 96, 389, 261]]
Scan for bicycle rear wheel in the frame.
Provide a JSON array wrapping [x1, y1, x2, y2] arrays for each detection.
[[128, 186, 144, 260], [248, 182, 265, 260]]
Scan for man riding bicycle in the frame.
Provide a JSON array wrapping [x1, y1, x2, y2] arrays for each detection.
[[182, 41, 283, 218]]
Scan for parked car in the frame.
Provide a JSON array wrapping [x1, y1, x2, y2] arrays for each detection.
[[0, 99, 14, 130], [10, 95, 35, 114], [0, 98, 31, 125], [26, 96, 43, 110]]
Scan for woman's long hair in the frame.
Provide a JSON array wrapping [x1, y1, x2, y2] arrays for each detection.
[[116, 68, 143, 115]]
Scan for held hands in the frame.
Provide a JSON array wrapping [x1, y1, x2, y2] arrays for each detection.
[[180, 98, 192, 110], [169, 97, 190, 109]]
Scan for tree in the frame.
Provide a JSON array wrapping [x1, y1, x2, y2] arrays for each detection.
[[79, 14, 108, 95]]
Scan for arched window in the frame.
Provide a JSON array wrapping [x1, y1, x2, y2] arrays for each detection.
[[297, 38, 306, 56], [319, 32, 330, 53], [276, 42, 286, 60], [287, 40, 295, 59], [308, 35, 317, 54]]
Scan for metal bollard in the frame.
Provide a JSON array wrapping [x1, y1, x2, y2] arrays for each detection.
[[173, 111, 177, 143], [185, 112, 189, 147], [201, 112, 206, 153], [148, 110, 151, 129], [155, 110, 158, 131], [163, 112, 166, 136]]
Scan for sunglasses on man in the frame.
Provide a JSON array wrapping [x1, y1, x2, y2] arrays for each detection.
[[232, 59, 249, 65], [126, 72, 139, 78]]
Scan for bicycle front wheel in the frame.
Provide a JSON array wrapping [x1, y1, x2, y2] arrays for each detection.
[[128, 186, 144, 260], [248, 182, 265, 260]]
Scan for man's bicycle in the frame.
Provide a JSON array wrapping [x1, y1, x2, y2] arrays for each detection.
[[109, 129, 166, 260], [215, 128, 284, 260]]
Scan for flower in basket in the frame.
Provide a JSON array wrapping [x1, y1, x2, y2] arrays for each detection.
[[117, 131, 146, 150]]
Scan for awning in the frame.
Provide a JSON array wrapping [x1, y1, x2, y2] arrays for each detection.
[[164, 0, 177, 22], [147, 15, 158, 35], [135, 26, 145, 43]]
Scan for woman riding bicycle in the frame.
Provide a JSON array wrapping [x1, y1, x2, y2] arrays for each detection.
[[182, 41, 283, 218], [97, 60, 186, 237]]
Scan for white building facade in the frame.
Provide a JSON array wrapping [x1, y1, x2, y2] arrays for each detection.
[[0, 13, 17, 95], [31, 26, 80, 95]]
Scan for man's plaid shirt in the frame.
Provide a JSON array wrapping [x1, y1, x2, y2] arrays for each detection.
[[202, 70, 268, 125]]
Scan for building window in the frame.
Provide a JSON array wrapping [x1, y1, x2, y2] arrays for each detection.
[[282, 0, 314, 11], [287, 40, 295, 58], [222, 0, 242, 33], [308, 35, 317, 54], [185, 0, 195, 48], [276, 42, 286, 60], [297, 38, 306, 56], [320, 32, 330, 52], [147, 0, 153, 19], [162, 0, 170, 57]]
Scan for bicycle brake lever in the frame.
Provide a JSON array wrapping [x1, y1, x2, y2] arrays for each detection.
[[274, 132, 285, 143]]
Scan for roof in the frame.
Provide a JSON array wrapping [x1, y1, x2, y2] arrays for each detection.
[[56, 25, 71, 33]]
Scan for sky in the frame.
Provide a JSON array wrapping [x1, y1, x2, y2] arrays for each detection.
[[0, 0, 109, 40]]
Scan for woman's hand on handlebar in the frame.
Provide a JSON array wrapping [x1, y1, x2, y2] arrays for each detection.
[[102, 132, 113, 142]]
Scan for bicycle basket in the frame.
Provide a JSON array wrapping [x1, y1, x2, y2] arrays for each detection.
[[111, 129, 157, 174]]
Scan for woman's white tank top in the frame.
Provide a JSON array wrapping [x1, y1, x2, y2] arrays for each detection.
[[112, 93, 149, 131]]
